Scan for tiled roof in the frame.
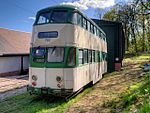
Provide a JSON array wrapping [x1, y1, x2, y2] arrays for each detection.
[[0, 28, 31, 56]]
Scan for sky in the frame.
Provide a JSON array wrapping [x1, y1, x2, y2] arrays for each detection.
[[0, 0, 129, 32]]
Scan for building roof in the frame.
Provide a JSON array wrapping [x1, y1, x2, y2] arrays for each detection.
[[0, 28, 31, 56]]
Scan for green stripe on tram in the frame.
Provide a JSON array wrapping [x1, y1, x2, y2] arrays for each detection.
[[30, 47, 107, 68]]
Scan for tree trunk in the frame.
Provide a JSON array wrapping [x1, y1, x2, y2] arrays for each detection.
[[142, 9, 145, 52]]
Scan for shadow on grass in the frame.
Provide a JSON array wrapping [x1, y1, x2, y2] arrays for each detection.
[[0, 93, 67, 113], [0, 85, 92, 113]]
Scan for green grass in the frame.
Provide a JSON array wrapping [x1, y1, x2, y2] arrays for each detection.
[[0, 88, 92, 113], [125, 53, 150, 62]]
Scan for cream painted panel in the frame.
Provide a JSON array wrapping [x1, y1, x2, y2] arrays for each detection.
[[63, 68, 74, 81], [29, 67, 32, 85], [32, 24, 75, 47], [65, 81, 73, 89], [30, 67, 45, 88], [74, 26, 103, 51], [104, 61, 107, 73], [63, 68, 74, 89], [45, 68, 63, 89], [99, 62, 103, 79], [32, 24, 105, 54], [74, 65, 91, 92], [92, 63, 102, 84]]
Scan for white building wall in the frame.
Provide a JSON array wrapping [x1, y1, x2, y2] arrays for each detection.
[[0, 56, 29, 74]]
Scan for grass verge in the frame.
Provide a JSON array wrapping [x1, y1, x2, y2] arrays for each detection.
[[0, 87, 92, 113]]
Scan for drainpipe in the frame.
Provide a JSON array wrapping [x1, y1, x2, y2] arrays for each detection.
[[20, 56, 24, 75]]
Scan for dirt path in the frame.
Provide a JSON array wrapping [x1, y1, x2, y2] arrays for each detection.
[[64, 61, 147, 113]]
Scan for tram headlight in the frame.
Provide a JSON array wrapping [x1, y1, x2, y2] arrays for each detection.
[[32, 75, 37, 81], [56, 76, 62, 82], [115, 57, 119, 61]]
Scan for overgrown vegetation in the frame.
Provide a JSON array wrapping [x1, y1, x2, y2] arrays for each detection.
[[102, 57, 150, 113], [115, 71, 150, 113]]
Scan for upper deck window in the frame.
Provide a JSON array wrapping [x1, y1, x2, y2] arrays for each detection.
[[37, 12, 50, 24], [50, 10, 68, 23]]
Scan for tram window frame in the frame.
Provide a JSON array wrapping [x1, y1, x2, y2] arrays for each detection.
[[72, 12, 77, 24], [78, 49, 84, 65], [97, 51, 100, 62], [94, 26, 96, 35], [99, 31, 102, 38], [32, 47, 45, 57], [37, 12, 51, 24], [92, 50, 95, 62], [88, 50, 92, 63], [50, 10, 68, 23], [67, 47, 76, 66], [83, 18, 87, 30], [84, 49, 88, 64], [97, 29, 99, 37], [99, 51, 102, 62], [95, 51, 98, 62], [87, 21, 90, 32], [77, 13, 82, 27], [47, 47, 64, 63], [90, 24, 93, 34]]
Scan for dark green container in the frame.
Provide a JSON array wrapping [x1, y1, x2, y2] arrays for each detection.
[[92, 19, 125, 72]]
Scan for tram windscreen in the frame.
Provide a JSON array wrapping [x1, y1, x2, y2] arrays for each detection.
[[47, 47, 64, 62], [37, 12, 50, 24], [36, 10, 68, 24], [32, 48, 45, 56], [50, 10, 68, 23]]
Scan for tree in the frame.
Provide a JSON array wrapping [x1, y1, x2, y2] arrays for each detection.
[[102, 0, 150, 53]]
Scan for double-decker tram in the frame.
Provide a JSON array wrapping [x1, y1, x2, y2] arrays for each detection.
[[27, 5, 107, 96]]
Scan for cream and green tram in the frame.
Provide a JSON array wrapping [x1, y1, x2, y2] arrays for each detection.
[[27, 5, 107, 96]]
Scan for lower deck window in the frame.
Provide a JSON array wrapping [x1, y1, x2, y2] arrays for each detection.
[[92, 50, 95, 62], [47, 47, 64, 62], [32, 47, 45, 57], [78, 49, 83, 65], [84, 50, 88, 63]]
